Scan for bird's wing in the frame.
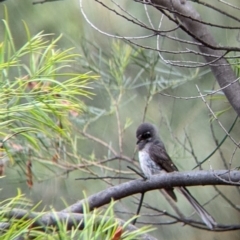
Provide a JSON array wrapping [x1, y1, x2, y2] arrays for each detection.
[[149, 140, 178, 172]]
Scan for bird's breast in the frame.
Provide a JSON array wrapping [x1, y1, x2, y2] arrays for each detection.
[[138, 150, 162, 178]]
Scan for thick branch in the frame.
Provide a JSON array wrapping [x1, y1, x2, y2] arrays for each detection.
[[64, 170, 240, 213], [145, 0, 240, 116], [2, 170, 240, 234]]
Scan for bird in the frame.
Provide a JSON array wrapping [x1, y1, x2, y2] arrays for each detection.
[[136, 122, 216, 229]]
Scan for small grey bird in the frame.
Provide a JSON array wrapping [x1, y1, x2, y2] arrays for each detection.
[[136, 122, 216, 229]]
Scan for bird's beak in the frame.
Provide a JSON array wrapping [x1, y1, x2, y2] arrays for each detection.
[[136, 139, 140, 145]]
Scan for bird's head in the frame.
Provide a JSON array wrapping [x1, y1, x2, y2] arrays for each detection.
[[136, 122, 158, 145]]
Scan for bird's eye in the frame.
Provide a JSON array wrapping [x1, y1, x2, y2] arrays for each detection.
[[142, 131, 151, 139]]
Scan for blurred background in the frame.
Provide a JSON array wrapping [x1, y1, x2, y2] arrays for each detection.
[[1, 0, 240, 239]]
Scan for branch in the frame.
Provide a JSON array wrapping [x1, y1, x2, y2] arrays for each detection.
[[3, 170, 240, 234], [63, 170, 240, 214], [32, 0, 62, 4], [144, 0, 240, 116]]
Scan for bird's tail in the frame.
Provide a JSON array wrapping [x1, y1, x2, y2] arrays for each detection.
[[180, 187, 216, 229]]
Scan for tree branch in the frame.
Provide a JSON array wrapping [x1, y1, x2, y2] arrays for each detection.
[[2, 170, 240, 234], [138, 0, 240, 116], [64, 170, 240, 214]]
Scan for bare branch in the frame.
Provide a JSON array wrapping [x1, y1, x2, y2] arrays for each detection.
[[196, 84, 239, 147], [63, 170, 240, 214], [145, 0, 240, 116]]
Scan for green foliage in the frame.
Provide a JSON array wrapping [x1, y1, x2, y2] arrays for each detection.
[[0, 192, 154, 239], [0, 9, 155, 240], [0, 190, 42, 239], [0, 8, 96, 171]]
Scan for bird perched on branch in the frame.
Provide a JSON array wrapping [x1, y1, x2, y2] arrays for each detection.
[[136, 122, 216, 229]]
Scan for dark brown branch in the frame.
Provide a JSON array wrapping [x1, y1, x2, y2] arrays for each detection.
[[33, 0, 62, 4], [193, 0, 240, 23]]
